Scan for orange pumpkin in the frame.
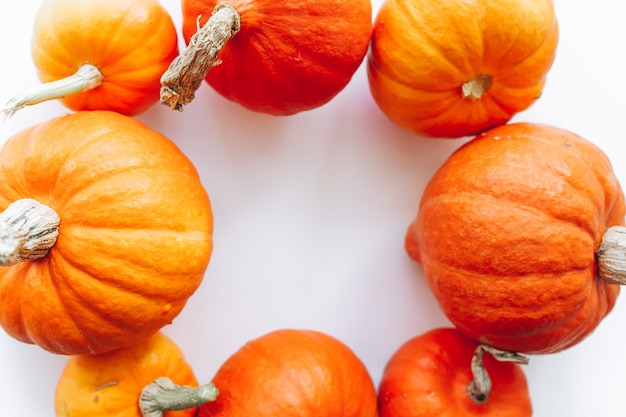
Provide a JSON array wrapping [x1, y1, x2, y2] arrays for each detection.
[[405, 123, 626, 354], [367, 0, 559, 138], [0, 110, 213, 355], [55, 332, 216, 417], [2, 0, 178, 118], [378, 328, 532, 417], [160, 0, 372, 115], [196, 329, 378, 417]]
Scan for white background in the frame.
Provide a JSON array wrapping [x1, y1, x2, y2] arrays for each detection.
[[1, 1, 625, 416]]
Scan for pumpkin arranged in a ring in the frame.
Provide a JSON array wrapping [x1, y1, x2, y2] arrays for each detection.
[[0, 110, 213, 355]]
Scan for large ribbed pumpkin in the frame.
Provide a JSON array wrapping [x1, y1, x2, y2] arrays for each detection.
[[367, 0, 558, 138], [405, 123, 626, 354], [0, 110, 213, 355]]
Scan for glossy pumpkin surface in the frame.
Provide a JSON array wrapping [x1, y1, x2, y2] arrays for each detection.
[[31, 0, 178, 115], [181, 0, 372, 115], [55, 332, 199, 417], [0, 110, 213, 355], [368, 0, 558, 138], [405, 123, 625, 354], [378, 328, 532, 417], [197, 329, 378, 417]]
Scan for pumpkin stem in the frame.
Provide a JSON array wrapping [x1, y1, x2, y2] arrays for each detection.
[[0, 198, 60, 266], [461, 75, 492, 101], [139, 377, 219, 417], [597, 226, 626, 285], [1, 64, 103, 121], [160, 2, 241, 111], [466, 344, 529, 404]]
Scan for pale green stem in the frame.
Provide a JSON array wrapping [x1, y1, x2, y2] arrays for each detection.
[[139, 377, 219, 417], [1, 63, 103, 121]]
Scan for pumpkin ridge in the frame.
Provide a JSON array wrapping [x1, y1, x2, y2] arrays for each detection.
[[95, 5, 137, 67], [53, 227, 209, 296], [57, 164, 199, 211], [422, 259, 593, 338], [48, 249, 184, 345], [422, 184, 600, 244], [25, 258, 100, 351], [505, 19, 558, 72]]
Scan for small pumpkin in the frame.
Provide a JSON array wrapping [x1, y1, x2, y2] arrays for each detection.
[[2, 0, 178, 118], [378, 328, 532, 416], [405, 123, 626, 354], [160, 0, 372, 115], [195, 328, 378, 416], [0, 110, 213, 355], [55, 332, 217, 417], [367, 0, 559, 138]]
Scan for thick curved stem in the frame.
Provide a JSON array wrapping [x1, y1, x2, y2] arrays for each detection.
[[160, 2, 240, 111], [139, 377, 219, 417], [0, 198, 60, 266], [1, 64, 103, 121], [597, 225, 626, 285], [466, 344, 529, 404], [461, 75, 492, 101]]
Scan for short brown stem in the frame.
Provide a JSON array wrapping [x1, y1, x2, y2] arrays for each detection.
[[597, 225, 626, 285], [0, 198, 60, 266], [160, 2, 241, 111], [461, 75, 492, 101], [466, 344, 529, 404], [139, 377, 219, 417], [1, 64, 103, 121]]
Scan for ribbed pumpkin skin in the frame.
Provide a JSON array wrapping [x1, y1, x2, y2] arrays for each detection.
[[368, 0, 558, 138], [197, 329, 378, 417], [378, 328, 532, 417], [182, 0, 372, 115], [405, 123, 625, 354], [55, 332, 199, 417], [31, 0, 178, 115], [0, 111, 213, 355]]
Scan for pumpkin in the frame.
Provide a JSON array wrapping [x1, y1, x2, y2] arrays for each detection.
[[0, 110, 213, 355], [367, 0, 559, 138], [159, 0, 372, 115], [55, 331, 217, 417], [405, 123, 626, 354], [1, 0, 178, 119], [378, 328, 532, 417], [196, 328, 378, 417]]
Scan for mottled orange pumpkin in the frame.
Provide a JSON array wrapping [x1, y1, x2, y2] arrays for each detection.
[[368, 0, 559, 138], [3, 0, 178, 118], [0, 110, 213, 355], [55, 332, 208, 417], [160, 0, 372, 114], [405, 123, 626, 354], [379, 328, 532, 417]]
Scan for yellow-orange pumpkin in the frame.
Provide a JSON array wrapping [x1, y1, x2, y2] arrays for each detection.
[[405, 123, 626, 354], [55, 332, 215, 417], [2, 0, 178, 118], [368, 0, 559, 138], [0, 110, 213, 355]]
